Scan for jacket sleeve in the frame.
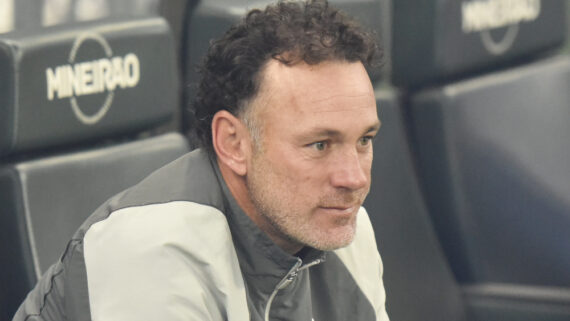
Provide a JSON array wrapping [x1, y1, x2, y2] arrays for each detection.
[[83, 202, 250, 321]]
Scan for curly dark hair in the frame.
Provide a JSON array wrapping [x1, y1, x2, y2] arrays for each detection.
[[192, 0, 382, 154]]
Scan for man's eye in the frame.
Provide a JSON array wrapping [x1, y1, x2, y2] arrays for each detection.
[[311, 141, 327, 151], [359, 136, 374, 146]]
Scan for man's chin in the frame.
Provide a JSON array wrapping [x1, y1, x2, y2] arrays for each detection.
[[312, 239, 354, 251], [305, 226, 356, 251]]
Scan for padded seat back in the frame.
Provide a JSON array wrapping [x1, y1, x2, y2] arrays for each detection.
[[0, 17, 178, 155], [391, 0, 566, 87], [408, 56, 570, 286], [0, 17, 188, 320], [0, 133, 189, 319]]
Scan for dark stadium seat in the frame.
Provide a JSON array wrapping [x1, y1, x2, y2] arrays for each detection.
[[391, 0, 566, 87], [408, 56, 570, 287], [407, 55, 570, 321], [364, 90, 468, 321], [0, 17, 178, 156], [0, 134, 189, 319], [0, 17, 190, 319], [367, 60, 570, 321], [382, 1, 570, 320]]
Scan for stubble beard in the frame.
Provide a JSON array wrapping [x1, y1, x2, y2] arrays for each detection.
[[245, 153, 367, 252]]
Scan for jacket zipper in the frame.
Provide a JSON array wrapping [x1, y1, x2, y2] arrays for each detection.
[[263, 258, 325, 321]]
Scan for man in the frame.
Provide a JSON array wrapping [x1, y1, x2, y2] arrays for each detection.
[[14, 1, 388, 320]]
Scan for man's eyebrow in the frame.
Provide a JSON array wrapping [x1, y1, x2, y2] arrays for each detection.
[[367, 121, 382, 133], [298, 121, 382, 139], [305, 128, 342, 138], [360, 121, 382, 136]]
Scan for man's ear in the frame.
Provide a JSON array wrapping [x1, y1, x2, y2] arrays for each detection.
[[212, 110, 250, 176]]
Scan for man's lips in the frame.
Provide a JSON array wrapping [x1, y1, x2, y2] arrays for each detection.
[[317, 205, 358, 216]]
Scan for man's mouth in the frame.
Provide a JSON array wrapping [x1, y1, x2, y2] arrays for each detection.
[[317, 205, 358, 216]]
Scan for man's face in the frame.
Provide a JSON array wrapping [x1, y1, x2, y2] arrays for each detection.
[[244, 60, 379, 253]]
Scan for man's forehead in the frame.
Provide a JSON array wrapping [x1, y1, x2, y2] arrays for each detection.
[[260, 59, 369, 84], [254, 59, 374, 112], [305, 92, 376, 111]]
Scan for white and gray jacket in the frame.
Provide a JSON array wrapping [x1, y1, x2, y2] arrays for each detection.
[[14, 149, 389, 321]]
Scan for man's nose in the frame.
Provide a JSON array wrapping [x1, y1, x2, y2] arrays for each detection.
[[330, 148, 369, 190]]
